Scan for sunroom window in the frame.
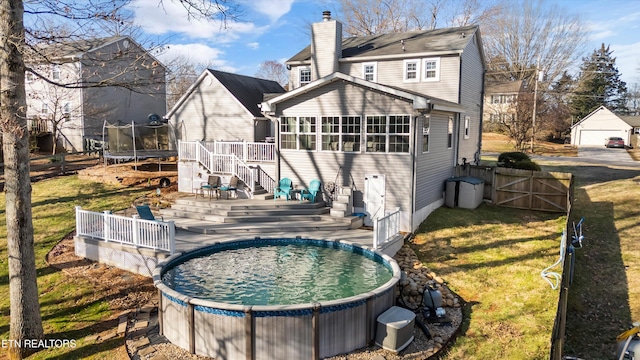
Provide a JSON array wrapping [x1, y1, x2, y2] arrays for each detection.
[[366, 115, 386, 153], [342, 116, 361, 152], [388, 115, 410, 152], [280, 117, 297, 149], [298, 117, 316, 150], [321, 116, 340, 151]]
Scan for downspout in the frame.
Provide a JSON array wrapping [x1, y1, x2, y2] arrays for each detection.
[[478, 69, 486, 164], [410, 114, 418, 232], [78, 60, 85, 151]]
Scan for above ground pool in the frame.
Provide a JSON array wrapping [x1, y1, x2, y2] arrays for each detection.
[[153, 237, 401, 360]]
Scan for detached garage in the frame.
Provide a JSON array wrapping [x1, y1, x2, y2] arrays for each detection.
[[571, 106, 639, 147]]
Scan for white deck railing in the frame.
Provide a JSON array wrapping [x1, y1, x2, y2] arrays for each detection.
[[178, 140, 275, 163], [75, 206, 175, 254], [179, 140, 276, 196], [373, 208, 401, 250]]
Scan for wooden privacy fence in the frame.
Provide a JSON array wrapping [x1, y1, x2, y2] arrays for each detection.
[[455, 165, 573, 213]]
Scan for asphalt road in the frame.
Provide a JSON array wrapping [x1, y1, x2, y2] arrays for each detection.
[[528, 146, 639, 168]]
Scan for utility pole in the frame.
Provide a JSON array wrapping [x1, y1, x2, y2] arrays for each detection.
[[531, 59, 542, 153]]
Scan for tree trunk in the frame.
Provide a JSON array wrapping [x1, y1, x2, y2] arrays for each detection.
[[0, 0, 45, 358]]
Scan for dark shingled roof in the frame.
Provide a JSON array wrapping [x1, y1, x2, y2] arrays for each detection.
[[485, 80, 524, 94], [287, 25, 479, 63], [620, 116, 640, 127], [208, 70, 286, 117]]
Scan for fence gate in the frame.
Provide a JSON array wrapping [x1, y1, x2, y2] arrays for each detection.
[[493, 168, 572, 212]]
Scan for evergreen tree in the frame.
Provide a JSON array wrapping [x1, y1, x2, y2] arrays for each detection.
[[571, 43, 628, 119]]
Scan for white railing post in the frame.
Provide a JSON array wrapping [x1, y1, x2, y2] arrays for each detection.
[[373, 218, 379, 250], [132, 215, 140, 248], [168, 221, 176, 254], [103, 210, 111, 242], [76, 206, 82, 235], [243, 140, 248, 162]]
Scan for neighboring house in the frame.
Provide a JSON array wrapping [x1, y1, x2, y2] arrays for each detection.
[[261, 11, 485, 232], [165, 69, 286, 143], [483, 80, 524, 132], [571, 105, 640, 147], [25, 36, 166, 153]]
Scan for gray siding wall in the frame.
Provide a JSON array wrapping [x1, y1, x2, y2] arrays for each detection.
[[457, 34, 484, 164], [82, 39, 166, 149], [276, 82, 414, 225], [168, 74, 256, 142], [339, 55, 461, 103], [414, 112, 456, 211]]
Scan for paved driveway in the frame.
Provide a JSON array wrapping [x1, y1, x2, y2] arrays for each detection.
[[577, 146, 636, 164]]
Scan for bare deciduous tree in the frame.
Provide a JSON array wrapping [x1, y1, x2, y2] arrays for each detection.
[[255, 60, 288, 88], [332, 0, 492, 36], [1, 1, 242, 358], [481, 0, 586, 85]]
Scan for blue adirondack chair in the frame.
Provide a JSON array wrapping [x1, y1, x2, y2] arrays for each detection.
[[136, 205, 162, 221], [300, 180, 321, 203], [273, 178, 293, 201]]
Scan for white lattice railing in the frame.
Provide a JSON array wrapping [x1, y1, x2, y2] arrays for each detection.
[[373, 208, 401, 250], [75, 206, 175, 254]]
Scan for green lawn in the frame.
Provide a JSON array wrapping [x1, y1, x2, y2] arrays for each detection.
[[412, 161, 640, 359], [411, 204, 565, 359], [0, 175, 152, 359]]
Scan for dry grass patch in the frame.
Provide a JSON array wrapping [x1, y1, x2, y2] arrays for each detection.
[[482, 132, 577, 157], [411, 204, 565, 359]]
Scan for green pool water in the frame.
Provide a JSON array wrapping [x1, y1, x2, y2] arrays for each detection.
[[161, 242, 393, 305]]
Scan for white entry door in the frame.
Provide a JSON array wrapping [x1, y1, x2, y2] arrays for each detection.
[[364, 174, 385, 226]]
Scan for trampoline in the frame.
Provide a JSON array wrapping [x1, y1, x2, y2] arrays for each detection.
[[102, 118, 177, 170]]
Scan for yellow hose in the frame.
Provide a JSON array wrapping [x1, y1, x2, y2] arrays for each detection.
[[617, 325, 640, 342]]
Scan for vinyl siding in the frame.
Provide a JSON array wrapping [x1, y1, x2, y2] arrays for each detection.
[[457, 33, 484, 163], [275, 81, 415, 230], [414, 112, 456, 211], [339, 56, 460, 103], [168, 74, 256, 142]]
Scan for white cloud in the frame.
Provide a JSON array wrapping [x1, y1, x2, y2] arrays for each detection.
[[585, 20, 616, 41], [610, 42, 640, 83], [156, 43, 237, 73], [247, 42, 260, 50], [245, 0, 296, 22], [130, 0, 263, 41]]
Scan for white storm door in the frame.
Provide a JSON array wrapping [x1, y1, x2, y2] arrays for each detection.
[[364, 174, 385, 226]]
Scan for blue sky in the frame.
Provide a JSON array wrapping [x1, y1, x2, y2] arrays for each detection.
[[129, 0, 640, 86]]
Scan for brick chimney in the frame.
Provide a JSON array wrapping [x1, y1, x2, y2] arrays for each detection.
[[310, 11, 342, 80]]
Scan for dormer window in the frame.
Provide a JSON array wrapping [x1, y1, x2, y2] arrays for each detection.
[[423, 58, 440, 82], [299, 68, 311, 87], [362, 62, 377, 82]]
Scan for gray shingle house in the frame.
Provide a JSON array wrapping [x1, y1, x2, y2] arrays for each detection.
[[166, 69, 286, 143], [261, 11, 486, 231], [25, 36, 166, 152]]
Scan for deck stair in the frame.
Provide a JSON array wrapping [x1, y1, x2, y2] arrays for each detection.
[[330, 187, 354, 217], [160, 196, 364, 234]]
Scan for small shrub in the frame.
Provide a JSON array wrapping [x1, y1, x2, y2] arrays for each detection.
[[498, 151, 531, 164], [513, 160, 541, 171], [497, 151, 540, 171]]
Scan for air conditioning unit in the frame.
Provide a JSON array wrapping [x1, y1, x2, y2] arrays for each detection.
[[375, 306, 415, 352]]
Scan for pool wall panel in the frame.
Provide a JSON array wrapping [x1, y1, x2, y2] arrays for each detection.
[[194, 311, 246, 360], [254, 314, 313, 360], [319, 303, 368, 358], [161, 294, 191, 350]]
